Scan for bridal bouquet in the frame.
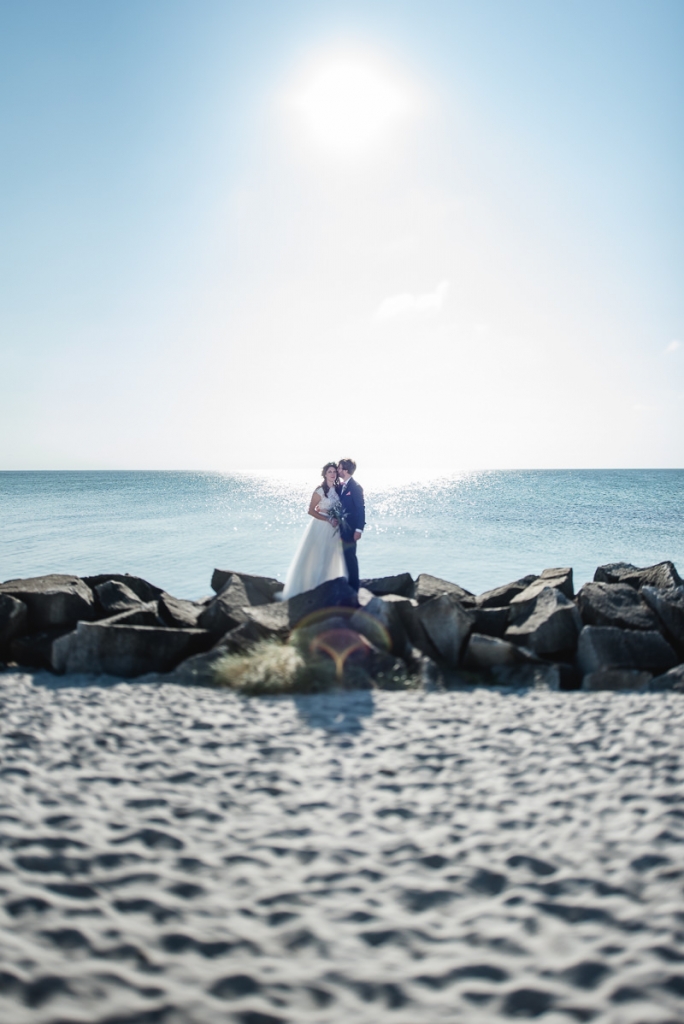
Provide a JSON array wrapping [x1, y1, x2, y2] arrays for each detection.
[[325, 497, 347, 534]]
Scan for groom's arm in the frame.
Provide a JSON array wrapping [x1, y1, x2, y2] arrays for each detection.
[[353, 482, 366, 535]]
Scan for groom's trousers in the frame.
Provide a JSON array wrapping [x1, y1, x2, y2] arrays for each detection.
[[342, 539, 359, 591]]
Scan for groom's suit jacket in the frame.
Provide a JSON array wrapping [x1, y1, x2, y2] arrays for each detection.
[[337, 478, 365, 541]]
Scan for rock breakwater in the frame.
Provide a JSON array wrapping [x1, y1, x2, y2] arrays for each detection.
[[1, 561, 684, 692]]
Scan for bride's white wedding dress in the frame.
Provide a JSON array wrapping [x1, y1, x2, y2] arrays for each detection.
[[280, 486, 348, 600]]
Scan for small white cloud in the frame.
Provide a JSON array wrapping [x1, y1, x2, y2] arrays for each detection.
[[375, 280, 449, 320], [665, 339, 681, 354]]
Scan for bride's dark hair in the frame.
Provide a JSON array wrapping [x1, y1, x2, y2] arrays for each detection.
[[320, 462, 338, 497]]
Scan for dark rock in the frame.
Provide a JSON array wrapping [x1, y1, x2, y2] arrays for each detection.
[[214, 619, 271, 654], [350, 595, 408, 656], [577, 582, 660, 631], [386, 595, 440, 658], [491, 663, 562, 690], [472, 605, 509, 638], [506, 588, 582, 658], [83, 574, 163, 604], [198, 575, 251, 637], [511, 567, 574, 607], [416, 594, 474, 667], [577, 626, 679, 675], [357, 588, 436, 652], [646, 664, 684, 692], [52, 623, 212, 676], [463, 634, 536, 670], [408, 649, 442, 689], [556, 663, 583, 690], [366, 652, 411, 690], [210, 569, 282, 604], [99, 605, 165, 628], [0, 575, 95, 631], [158, 593, 204, 629], [475, 574, 538, 609], [94, 580, 146, 616], [243, 602, 291, 639], [414, 573, 475, 606], [0, 594, 28, 649], [593, 561, 682, 590], [641, 585, 684, 649], [360, 573, 414, 598], [288, 577, 359, 627], [11, 628, 71, 670], [582, 669, 653, 692]]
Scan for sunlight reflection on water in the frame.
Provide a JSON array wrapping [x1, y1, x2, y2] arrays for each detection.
[[1, 469, 682, 600]]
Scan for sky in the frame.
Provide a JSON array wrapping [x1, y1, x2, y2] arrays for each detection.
[[1, 0, 682, 472]]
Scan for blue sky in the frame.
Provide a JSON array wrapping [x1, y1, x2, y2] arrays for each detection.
[[1, 0, 682, 470]]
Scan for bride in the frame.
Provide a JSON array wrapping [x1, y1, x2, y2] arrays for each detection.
[[280, 463, 348, 600]]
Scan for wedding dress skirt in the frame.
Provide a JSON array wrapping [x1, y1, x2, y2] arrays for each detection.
[[280, 487, 348, 600]]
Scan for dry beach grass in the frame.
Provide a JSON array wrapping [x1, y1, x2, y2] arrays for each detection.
[[1, 671, 684, 1023]]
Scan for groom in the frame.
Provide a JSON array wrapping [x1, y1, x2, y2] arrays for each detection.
[[336, 458, 365, 591]]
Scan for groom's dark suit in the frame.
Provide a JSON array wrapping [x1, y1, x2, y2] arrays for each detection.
[[337, 476, 365, 590]]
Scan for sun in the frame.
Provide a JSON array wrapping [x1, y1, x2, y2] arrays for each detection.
[[286, 50, 416, 159]]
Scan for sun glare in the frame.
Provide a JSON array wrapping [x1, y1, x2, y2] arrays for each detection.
[[287, 50, 416, 158]]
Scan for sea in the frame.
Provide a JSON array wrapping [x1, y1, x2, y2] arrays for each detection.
[[1, 469, 682, 601]]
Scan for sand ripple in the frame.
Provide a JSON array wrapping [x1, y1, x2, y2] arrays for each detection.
[[1, 673, 684, 1022]]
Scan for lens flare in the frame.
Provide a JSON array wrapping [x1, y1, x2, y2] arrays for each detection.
[[310, 628, 371, 679], [290, 605, 392, 679]]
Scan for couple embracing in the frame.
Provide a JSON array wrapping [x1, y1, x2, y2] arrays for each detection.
[[280, 458, 365, 601]]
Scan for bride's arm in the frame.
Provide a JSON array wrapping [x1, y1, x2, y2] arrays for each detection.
[[308, 490, 331, 522]]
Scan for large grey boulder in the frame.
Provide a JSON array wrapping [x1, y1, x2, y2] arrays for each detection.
[[472, 605, 509, 638], [350, 595, 408, 656], [288, 577, 359, 627], [99, 604, 165, 627], [510, 568, 574, 608], [243, 602, 291, 639], [211, 569, 282, 604], [505, 588, 582, 658], [357, 593, 439, 660], [0, 594, 27, 649], [386, 594, 439, 656], [594, 561, 682, 590], [475, 574, 538, 609], [19, 606, 165, 667], [582, 669, 653, 692], [214, 619, 271, 654], [83, 574, 163, 604], [95, 580, 147, 616], [158, 592, 204, 629], [414, 574, 475, 606], [463, 634, 535, 670], [641, 585, 684, 649], [646, 664, 684, 692], [416, 594, 474, 667], [577, 625, 679, 675], [52, 622, 212, 676], [0, 575, 95, 631], [360, 573, 414, 598], [198, 574, 251, 637], [577, 582, 660, 631]]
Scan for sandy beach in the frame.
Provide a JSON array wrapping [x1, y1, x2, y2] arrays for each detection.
[[0, 673, 683, 1023]]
